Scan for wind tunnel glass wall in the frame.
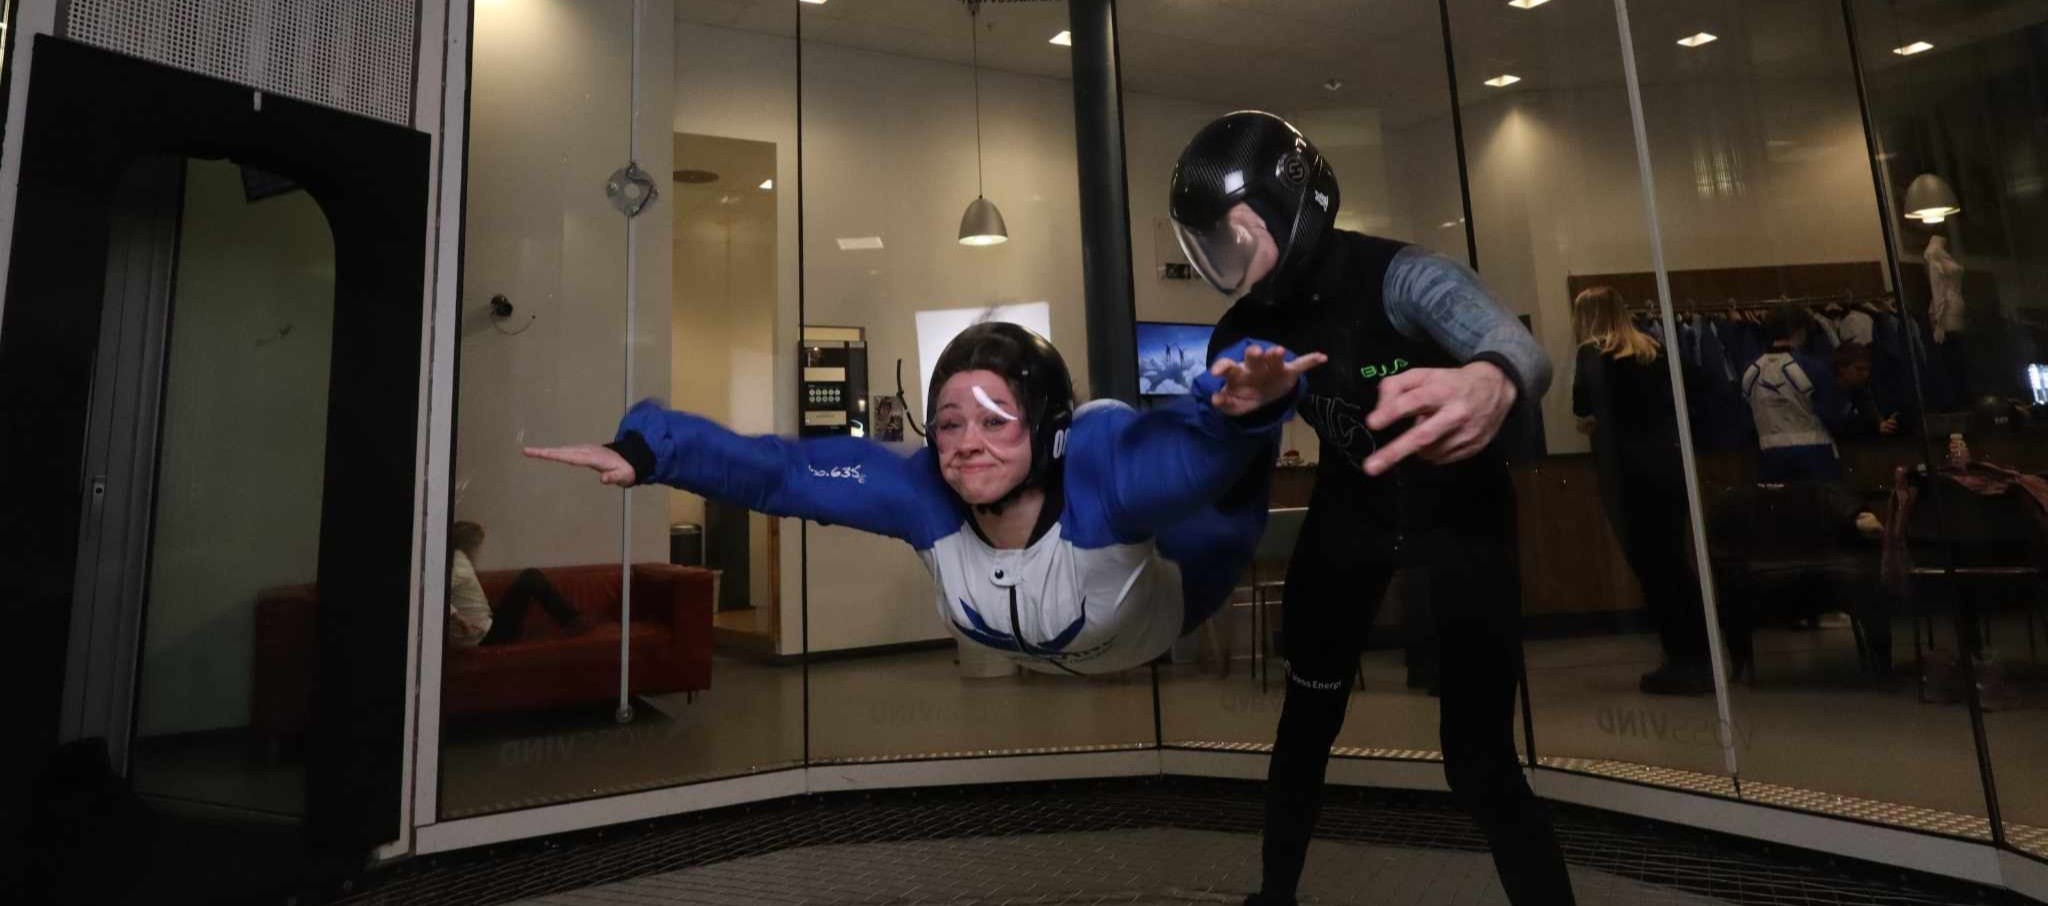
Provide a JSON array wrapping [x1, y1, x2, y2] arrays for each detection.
[[792, 0, 1159, 765], [441, 0, 805, 821], [1433, 0, 1734, 784], [1116, 0, 1474, 759], [1847, 0, 2048, 859], [1611, 0, 2000, 839], [432, 0, 2048, 867]]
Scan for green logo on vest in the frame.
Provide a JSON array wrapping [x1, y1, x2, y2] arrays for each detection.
[[1360, 359, 1410, 381]]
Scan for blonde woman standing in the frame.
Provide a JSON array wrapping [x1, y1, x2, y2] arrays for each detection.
[[1572, 287, 1712, 696]]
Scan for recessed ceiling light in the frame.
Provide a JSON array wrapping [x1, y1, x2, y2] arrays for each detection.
[[1893, 41, 1934, 56], [1677, 32, 1718, 48], [799, 0, 828, 5], [836, 237, 884, 251], [1485, 74, 1521, 87], [1050, 30, 1072, 46], [759, 179, 774, 190], [1323, 78, 1344, 92], [1508, 0, 1550, 8]]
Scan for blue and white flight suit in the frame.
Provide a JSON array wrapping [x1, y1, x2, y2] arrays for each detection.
[[602, 340, 1299, 675]]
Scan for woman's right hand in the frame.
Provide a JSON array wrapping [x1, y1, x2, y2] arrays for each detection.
[[524, 444, 638, 486]]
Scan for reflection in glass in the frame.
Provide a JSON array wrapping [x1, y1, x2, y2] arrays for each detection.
[[1625, 0, 1994, 839], [1443, 0, 1731, 784], [1849, 0, 2048, 860], [440, 0, 648, 819], [1571, 287, 1711, 697]]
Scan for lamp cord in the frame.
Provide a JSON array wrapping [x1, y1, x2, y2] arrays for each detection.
[[970, 1, 984, 197]]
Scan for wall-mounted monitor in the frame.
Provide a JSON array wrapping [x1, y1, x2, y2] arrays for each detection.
[[1136, 321, 1215, 397]]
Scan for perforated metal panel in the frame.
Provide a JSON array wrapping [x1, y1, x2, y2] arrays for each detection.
[[65, 0, 418, 127]]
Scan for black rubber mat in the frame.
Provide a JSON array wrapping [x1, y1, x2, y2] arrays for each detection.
[[324, 776, 2034, 905]]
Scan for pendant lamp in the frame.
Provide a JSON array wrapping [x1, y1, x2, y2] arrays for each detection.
[[958, 1, 1008, 246], [1903, 172, 1961, 224]]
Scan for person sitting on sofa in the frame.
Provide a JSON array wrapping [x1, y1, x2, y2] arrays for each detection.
[[447, 520, 592, 647]]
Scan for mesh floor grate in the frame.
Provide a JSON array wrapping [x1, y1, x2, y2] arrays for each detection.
[[332, 778, 2032, 906]]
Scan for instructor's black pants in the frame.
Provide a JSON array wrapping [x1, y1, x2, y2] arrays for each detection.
[[1253, 502, 1575, 906]]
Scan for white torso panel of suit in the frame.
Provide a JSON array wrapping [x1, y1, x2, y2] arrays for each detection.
[[919, 519, 1185, 676], [1743, 351, 1832, 450]]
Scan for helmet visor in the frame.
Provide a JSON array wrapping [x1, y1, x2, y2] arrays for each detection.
[[1172, 215, 1259, 295]]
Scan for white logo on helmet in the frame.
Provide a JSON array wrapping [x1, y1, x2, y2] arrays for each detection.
[[1052, 427, 1068, 460], [1313, 190, 1330, 211], [1277, 154, 1308, 187]]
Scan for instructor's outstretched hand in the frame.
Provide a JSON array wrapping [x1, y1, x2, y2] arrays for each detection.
[[524, 444, 637, 486], [1361, 361, 1517, 476], [1208, 344, 1328, 417]]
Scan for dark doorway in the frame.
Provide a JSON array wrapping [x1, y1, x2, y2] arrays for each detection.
[[1, 37, 429, 904]]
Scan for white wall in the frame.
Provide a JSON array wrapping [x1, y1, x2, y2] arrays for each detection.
[[457, 0, 672, 572], [140, 159, 334, 736], [672, 21, 1094, 653]]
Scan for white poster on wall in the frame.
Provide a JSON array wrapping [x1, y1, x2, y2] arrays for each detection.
[[912, 302, 1053, 409]]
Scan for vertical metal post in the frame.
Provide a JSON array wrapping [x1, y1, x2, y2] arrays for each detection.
[[617, 0, 645, 725], [1610, 0, 1743, 785]]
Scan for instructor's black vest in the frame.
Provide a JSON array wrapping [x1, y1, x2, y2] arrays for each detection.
[[1211, 231, 1513, 559]]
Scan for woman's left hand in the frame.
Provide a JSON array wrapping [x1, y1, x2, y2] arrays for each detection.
[[1208, 344, 1328, 416]]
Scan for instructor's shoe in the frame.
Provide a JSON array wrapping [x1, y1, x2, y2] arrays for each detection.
[[1639, 659, 1715, 696]]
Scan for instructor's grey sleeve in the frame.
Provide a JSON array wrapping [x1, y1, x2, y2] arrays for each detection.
[[1382, 245, 1553, 402]]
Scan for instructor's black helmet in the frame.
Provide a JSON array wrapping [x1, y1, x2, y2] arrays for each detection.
[[1169, 111, 1339, 297], [927, 321, 1076, 506]]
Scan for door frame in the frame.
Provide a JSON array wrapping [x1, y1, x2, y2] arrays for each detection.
[[1, 36, 430, 876], [59, 154, 186, 775]]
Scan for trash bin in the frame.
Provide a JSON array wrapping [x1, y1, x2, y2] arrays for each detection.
[[669, 523, 703, 567]]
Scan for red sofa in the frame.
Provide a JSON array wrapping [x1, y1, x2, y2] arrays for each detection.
[[252, 563, 713, 737]]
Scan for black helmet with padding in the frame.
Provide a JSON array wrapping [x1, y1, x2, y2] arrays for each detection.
[[926, 321, 1076, 507]]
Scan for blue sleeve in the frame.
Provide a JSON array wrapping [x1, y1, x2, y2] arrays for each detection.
[[1383, 245, 1554, 401], [613, 400, 950, 548], [1093, 338, 1300, 541]]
